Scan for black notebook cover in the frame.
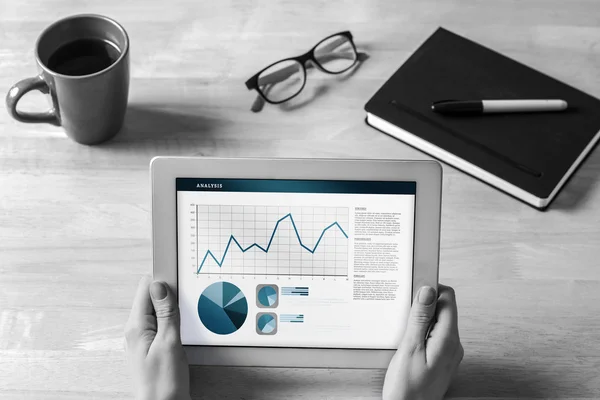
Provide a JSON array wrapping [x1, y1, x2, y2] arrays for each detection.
[[365, 27, 600, 209]]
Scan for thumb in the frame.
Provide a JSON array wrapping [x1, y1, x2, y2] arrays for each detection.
[[403, 286, 437, 351], [149, 281, 181, 340]]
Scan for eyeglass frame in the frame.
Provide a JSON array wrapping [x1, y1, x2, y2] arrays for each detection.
[[244, 31, 358, 105]]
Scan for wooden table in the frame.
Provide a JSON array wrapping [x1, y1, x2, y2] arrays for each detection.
[[2, 1, 600, 399]]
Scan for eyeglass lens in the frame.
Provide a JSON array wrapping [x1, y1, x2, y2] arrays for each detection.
[[314, 35, 356, 73], [257, 59, 305, 103]]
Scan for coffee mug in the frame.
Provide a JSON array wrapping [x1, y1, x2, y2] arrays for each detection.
[[5, 14, 129, 145]]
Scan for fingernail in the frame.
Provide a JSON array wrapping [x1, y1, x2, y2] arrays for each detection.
[[150, 281, 168, 300], [418, 286, 436, 305]]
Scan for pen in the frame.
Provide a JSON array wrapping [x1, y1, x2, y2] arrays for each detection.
[[431, 99, 568, 114]]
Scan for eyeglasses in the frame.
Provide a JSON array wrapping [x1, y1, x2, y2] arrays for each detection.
[[245, 31, 358, 108]]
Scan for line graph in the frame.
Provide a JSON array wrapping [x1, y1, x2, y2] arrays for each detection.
[[198, 213, 347, 272], [193, 205, 349, 277]]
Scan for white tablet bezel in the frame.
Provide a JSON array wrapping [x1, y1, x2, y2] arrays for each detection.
[[151, 156, 442, 369]]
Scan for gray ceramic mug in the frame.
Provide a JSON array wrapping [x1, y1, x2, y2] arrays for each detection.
[[5, 14, 129, 145]]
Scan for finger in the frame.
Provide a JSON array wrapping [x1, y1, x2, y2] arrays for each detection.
[[401, 285, 438, 353], [127, 275, 155, 328], [450, 342, 464, 382], [125, 276, 157, 356], [455, 341, 465, 364], [429, 284, 459, 337], [149, 280, 181, 342]]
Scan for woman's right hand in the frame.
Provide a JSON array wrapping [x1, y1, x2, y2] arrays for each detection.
[[382, 284, 464, 400]]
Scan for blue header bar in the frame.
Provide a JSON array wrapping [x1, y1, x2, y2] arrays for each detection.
[[176, 178, 416, 195]]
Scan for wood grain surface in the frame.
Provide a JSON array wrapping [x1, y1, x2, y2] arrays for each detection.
[[1, 0, 600, 399]]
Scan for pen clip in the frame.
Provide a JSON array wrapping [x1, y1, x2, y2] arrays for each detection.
[[432, 99, 459, 105]]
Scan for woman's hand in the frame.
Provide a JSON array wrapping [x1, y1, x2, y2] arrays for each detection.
[[382, 284, 463, 400], [125, 276, 191, 400]]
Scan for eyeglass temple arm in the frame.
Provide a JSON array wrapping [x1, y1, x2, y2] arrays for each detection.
[[256, 36, 354, 87], [251, 93, 266, 112]]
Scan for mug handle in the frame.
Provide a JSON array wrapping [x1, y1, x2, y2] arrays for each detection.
[[5, 75, 59, 125]]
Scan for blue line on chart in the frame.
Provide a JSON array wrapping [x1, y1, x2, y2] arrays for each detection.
[[197, 213, 349, 273]]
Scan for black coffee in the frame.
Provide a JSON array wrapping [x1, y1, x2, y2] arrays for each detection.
[[47, 38, 120, 76]]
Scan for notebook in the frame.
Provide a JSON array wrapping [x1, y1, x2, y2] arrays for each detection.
[[365, 27, 600, 209]]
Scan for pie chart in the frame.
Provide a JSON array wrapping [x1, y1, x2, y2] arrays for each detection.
[[257, 313, 277, 334], [257, 285, 278, 308], [197, 282, 248, 335]]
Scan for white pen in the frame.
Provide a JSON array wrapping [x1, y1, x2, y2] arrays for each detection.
[[431, 99, 568, 114]]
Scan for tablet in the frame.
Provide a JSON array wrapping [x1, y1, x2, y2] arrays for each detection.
[[151, 157, 442, 369]]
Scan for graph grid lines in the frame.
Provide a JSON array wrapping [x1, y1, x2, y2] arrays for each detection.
[[193, 205, 349, 277]]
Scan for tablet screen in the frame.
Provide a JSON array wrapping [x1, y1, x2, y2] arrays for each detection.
[[176, 178, 416, 349]]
